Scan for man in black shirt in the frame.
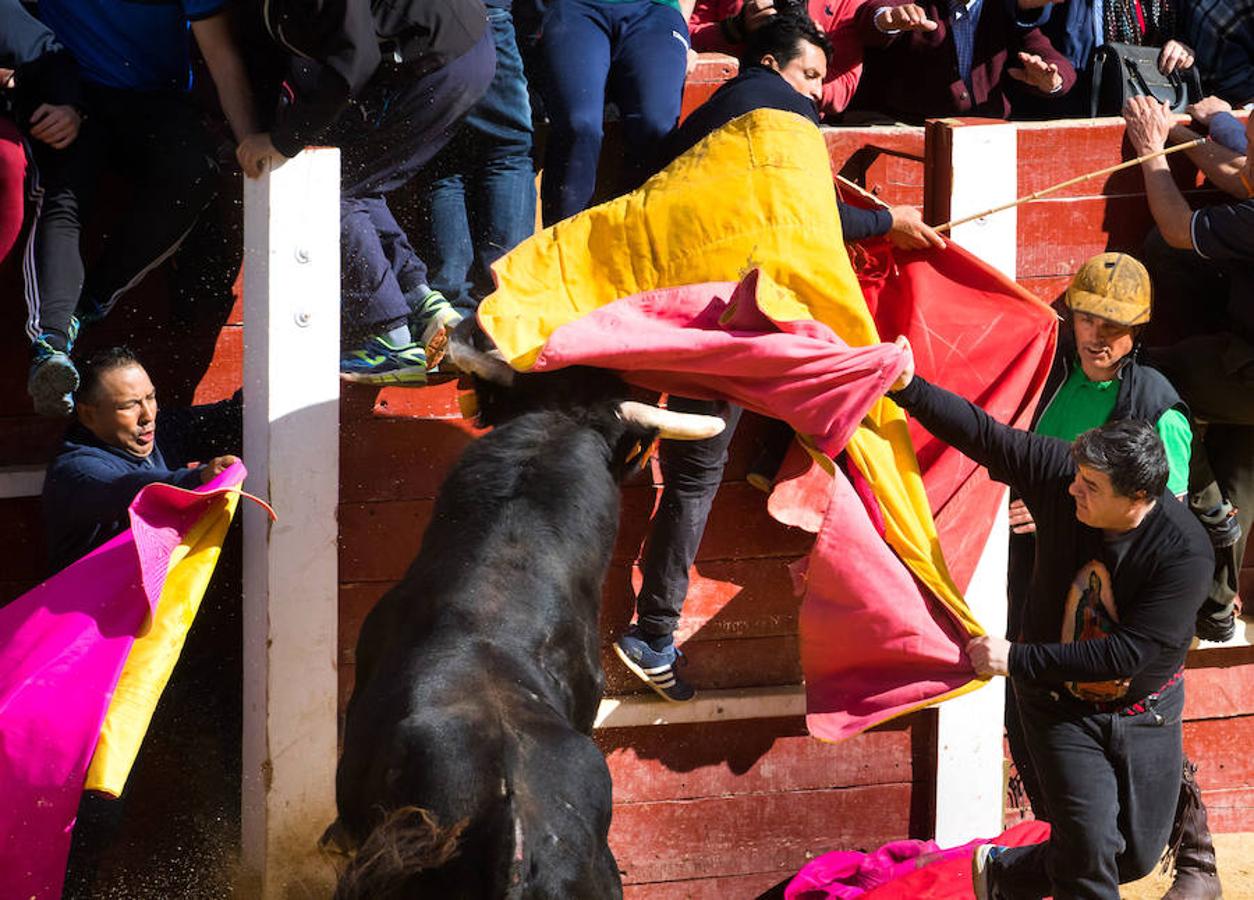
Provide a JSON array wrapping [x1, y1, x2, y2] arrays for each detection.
[[888, 336, 1213, 899]]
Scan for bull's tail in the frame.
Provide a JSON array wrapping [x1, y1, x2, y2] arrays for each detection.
[[331, 807, 468, 900]]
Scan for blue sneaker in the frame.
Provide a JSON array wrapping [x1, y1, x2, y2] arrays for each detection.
[[613, 627, 694, 703], [410, 290, 462, 369], [28, 335, 80, 418], [339, 335, 428, 385], [972, 844, 1009, 900]]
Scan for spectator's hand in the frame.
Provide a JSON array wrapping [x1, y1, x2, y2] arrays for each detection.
[[739, 0, 777, 34], [1009, 498, 1036, 534], [890, 335, 914, 392], [887, 205, 946, 250], [1157, 39, 1195, 75], [237, 132, 285, 178], [200, 454, 240, 484], [1186, 95, 1231, 128], [0, 68, 14, 90], [687, 47, 699, 76], [967, 636, 1011, 677], [1123, 95, 1173, 155], [874, 4, 938, 32], [29, 104, 81, 149], [1007, 52, 1063, 93]]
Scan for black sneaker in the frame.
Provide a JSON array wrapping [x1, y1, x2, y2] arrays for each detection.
[[1195, 610, 1237, 643], [1196, 501, 1241, 550], [613, 627, 695, 703], [972, 844, 1010, 900]]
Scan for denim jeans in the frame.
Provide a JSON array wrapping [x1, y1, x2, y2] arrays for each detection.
[[424, 7, 537, 315], [535, 0, 689, 225], [635, 398, 743, 637], [991, 678, 1185, 898]]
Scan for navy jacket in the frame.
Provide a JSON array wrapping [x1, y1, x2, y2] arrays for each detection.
[[42, 398, 241, 574], [658, 66, 894, 241]]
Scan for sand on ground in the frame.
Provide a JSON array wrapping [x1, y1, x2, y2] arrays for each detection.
[[1121, 832, 1254, 899]]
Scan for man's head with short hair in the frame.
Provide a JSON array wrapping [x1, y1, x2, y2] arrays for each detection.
[[1068, 419, 1168, 530], [75, 347, 159, 458], [744, 14, 831, 104]]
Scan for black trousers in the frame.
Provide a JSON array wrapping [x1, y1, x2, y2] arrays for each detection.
[[634, 398, 742, 637], [1142, 230, 1254, 625], [991, 679, 1185, 899], [24, 84, 218, 346]]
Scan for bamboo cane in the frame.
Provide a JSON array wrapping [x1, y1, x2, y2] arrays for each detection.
[[934, 137, 1207, 233]]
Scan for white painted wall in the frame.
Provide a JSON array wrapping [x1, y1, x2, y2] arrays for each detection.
[[930, 121, 1018, 843], [240, 150, 341, 898]]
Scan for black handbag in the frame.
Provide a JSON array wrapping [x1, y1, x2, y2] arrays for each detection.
[[1089, 42, 1202, 117]]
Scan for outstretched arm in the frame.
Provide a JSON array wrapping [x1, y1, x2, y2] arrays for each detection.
[[888, 336, 1073, 494]]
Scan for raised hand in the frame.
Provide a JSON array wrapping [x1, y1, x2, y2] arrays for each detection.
[[1007, 52, 1062, 94], [874, 4, 938, 32]]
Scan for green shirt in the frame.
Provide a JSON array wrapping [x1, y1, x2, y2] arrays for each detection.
[[1034, 360, 1192, 496]]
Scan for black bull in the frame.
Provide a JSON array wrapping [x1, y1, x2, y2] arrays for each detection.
[[328, 357, 722, 898]]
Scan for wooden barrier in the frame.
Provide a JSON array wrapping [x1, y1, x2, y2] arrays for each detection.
[[1, 83, 1253, 895]]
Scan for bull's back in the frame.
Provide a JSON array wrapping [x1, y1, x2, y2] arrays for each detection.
[[338, 663, 619, 898]]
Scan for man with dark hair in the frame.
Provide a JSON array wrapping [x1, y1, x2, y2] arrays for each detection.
[[660, 13, 942, 247], [887, 336, 1212, 899], [613, 13, 945, 702], [42, 347, 240, 574]]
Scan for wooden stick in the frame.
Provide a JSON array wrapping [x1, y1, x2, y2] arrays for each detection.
[[935, 137, 1207, 233]]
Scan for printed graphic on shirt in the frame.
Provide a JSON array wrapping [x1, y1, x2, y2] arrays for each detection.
[[1061, 560, 1131, 702]]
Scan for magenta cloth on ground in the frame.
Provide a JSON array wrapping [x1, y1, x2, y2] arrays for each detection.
[[785, 821, 1050, 899], [0, 464, 246, 900]]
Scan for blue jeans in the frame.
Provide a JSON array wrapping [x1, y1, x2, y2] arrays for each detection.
[[424, 8, 537, 315], [991, 678, 1185, 898], [535, 0, 689, 225]]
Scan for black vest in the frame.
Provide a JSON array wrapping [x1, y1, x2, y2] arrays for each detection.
[[1030, 334, 1189, 433]]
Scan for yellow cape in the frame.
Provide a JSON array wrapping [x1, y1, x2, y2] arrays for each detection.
[[84, 489, 241, 796], [480, 108, 984, 665]]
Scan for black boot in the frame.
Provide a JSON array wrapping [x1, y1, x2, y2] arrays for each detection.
[[1163, 759, 1223, 900]]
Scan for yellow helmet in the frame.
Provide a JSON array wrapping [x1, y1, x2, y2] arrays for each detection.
[[1065, 253, 1152, 327]]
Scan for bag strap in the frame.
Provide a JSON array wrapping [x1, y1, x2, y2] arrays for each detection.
[[1090, 47, 1107, 117]]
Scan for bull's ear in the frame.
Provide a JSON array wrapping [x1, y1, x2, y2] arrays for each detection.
[[447, 319, 515, 385], [617, 401, 726, 441]]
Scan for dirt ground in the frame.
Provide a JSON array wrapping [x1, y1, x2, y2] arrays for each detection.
[[1122, 833, 1254, 899]]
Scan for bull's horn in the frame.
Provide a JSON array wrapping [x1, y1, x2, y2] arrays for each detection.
[[618, 401, 727, 441], [447, 323, 516, 385]]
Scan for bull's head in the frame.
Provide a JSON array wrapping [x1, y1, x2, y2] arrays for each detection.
[[448, 320, 726, 444]]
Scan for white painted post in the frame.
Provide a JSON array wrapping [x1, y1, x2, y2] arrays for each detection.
[[933, 503, 1010, 843], [930, 120, 1018, 844], [241, 150, 341, 898]]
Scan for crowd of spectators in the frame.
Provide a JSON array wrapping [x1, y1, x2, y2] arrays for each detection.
[[0, 0, 1249, 406]]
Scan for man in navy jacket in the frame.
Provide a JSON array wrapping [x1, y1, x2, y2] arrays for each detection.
[[42, 346, 240, 574]]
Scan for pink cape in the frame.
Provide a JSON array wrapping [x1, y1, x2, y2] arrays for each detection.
[[0, 463, 247, 900], [531, 255, 1054, 740]]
